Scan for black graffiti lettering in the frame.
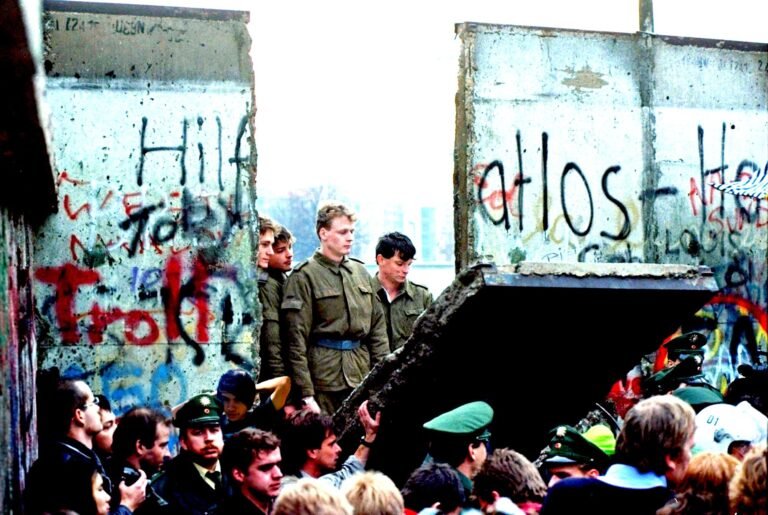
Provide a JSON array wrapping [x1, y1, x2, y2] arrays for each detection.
[[577, 244, 600, 262], [514, 131, 531, 232], [118, 202, 164, 257], [561, 163, 593, 237], [600, 166, 631, 241], [478, 160, 511, 230], [138, 117, 188, 186], [151, 216, 178, 244]]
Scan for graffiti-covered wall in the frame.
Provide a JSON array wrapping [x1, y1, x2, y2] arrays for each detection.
[[454, 24, 768, 388], [36, 2, 258, 414]]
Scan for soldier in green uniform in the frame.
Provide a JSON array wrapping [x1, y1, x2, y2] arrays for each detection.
[[371, 232, 433, 351], [281, 203, 389, 415], [423, 400, 494, 494], [256, 216, 282, 381], [259, 223, 294, 381]]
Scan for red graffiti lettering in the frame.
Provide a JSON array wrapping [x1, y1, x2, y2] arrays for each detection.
[[63, 195, 91, 220], [35, 264, 101, 344]]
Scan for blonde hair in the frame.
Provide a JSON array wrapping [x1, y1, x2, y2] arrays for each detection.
[[258, 215, 278, 236], [341, 471, 404, 515], [657, 452, 739, 514], [273, 478, 353, 515], [315, 202, 355, 236], [729, 445, 767, 515]]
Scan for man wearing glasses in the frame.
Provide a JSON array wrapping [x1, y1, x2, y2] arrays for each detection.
[[25, 379, 147, 514], [422, 401, 494, 494]]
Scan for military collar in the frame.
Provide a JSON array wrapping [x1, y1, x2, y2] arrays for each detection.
[[257, 269, 269, 283], [374, 272, 412, 300], [313, 250, 351, 271], [267, 268, 288, 283]]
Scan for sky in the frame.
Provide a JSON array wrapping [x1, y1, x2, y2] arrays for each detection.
[[60, 0, 768, 203], [245, 0, 767, 202]]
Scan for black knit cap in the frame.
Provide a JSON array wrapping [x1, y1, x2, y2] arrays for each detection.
[[216, 369, 257, 406]]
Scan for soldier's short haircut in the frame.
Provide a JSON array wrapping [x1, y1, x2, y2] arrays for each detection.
[[221, 428, 281, 478], [615, 394, 696, 475], [375, 232, 416, 261], [274, 225, 294, 245], [315, 202, 356, 237], [279, 410, 334, 475], [259, 216, 279, 236], [112, 407, 169, 461], [401, 462, 465, 513], [473, 448, 547, 505]]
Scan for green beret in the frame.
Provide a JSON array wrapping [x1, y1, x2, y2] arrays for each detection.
[[671, 385, 724, 413], [174, 393, 223, 429], [544, 425, 613, 467], [423, 401, 493, 437]]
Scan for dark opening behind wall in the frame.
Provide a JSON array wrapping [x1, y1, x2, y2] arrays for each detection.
[[335, 262, 718, 485]]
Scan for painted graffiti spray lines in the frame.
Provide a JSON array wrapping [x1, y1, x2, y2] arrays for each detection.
[[473, 130, 632, 243], [34, 256, 255, 360]]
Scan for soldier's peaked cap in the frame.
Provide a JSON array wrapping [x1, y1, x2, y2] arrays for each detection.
[[544, 425, 613, 466], [664, 332, 707, 359], [423, 401, 494, 437], [174, 393, 222, 428]]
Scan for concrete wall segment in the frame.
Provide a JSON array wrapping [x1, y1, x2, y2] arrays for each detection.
[[455, 23, 768, 390], [36, 3, 259, 411]]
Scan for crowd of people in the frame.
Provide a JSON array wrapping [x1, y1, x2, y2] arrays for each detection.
[[24, 202, 767, 514]]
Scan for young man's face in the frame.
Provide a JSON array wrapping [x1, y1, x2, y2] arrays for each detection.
[[140, 422, 172, 475], [319, 216, 354, 261], [376, 251, 413, 287], [76, 383, 104, 437], [181, 425, 224, 466], [546, 463, 598, 488], [237, 447, 283, 502], [220, 392, 249, 422], [269, 240, 294, 271], [310, 430, 342, 473], [257, 229, 275, 269], [666, 431, 695, 486], [94, 408, 117, 454]]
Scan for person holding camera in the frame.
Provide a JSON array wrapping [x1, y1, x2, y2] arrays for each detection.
[[108, 407, 172, 513]]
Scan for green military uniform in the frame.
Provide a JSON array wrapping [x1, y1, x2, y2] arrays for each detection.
[[281, 251, 389, 414], [371, 273, 433, 351], [258, 268, 288, 381]]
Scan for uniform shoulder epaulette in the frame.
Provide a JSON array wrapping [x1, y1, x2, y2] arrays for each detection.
[[293, 259, 311, 272], [348, 256, 366, 265], [410, 280, 429, 291]]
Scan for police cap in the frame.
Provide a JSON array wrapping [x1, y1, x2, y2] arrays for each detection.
[[423, 401, 493, 439], [174, 393, 222, 429], [664, 332, 707, 361], [543, 425, 613, 467]]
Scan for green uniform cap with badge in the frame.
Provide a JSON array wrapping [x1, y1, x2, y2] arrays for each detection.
[[664, 331, 707, 361], [423, 401, 494, 439], [174, 393, 223, 428], [543, 424, 614, 467]]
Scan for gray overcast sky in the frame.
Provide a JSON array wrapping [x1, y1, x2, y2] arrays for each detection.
[[59, 0, 768, 203]]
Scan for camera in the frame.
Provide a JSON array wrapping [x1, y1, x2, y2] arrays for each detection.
[[122, 466, 141, 486]]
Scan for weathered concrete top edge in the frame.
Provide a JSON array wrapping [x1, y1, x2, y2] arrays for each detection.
[[454, 22, 768, 51], [44, 0, 249, 22], [489, 261, 716, 281]]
